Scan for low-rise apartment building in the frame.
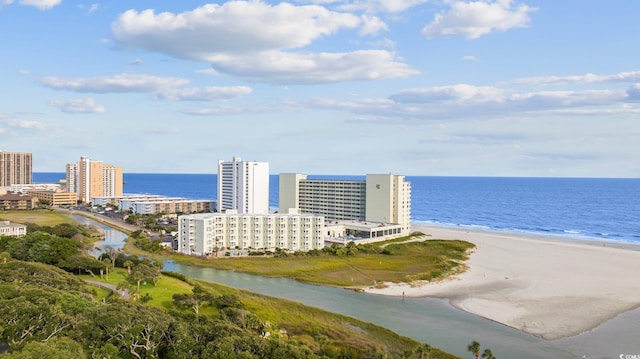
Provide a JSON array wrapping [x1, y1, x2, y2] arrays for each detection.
[[178, 210, 325, 256], [92, 195, 214, 215], [0, 194, 37, 210], [27, 189, 77, 206]]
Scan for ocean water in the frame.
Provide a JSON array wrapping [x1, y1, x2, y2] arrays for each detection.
[[35, 173, 640, 244]]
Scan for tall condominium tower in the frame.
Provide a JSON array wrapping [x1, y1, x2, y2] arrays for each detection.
[[279, 173, 412, 235], [0, 151, 32, 187], [65, 163, 78, 193], [217, 157, 269, 214], [67, 156, 123, 203]]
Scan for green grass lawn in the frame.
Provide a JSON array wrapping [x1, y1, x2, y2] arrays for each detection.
[[78, 267, 193, 309], [0, 210, 75, 226], [168, 239, 474, 287]]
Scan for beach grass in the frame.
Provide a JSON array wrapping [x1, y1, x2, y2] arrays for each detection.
[[192, 279, 458, 359], [167, 239, 474, 287]]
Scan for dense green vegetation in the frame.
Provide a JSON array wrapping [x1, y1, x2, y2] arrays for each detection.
[[0, 260, 459, 358], [0, 214, 462, 358], [167, 234, 475, 288]]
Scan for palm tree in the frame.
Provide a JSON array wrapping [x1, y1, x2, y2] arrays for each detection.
[[481, 349, 496, 359], [467, 341, 481, 359], [123, 260, 133, 274], [413, 343, 432, 359]]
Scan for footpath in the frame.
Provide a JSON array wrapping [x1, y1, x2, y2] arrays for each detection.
[[84, 279, 131, 300]]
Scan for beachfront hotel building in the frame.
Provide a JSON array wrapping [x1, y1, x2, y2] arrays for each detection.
[[177, 210, 325, 255], [66, 156, 123, 203], [217, 157, 269, 214], [279, 173, 411, 241], [0, 151, 32, 187]]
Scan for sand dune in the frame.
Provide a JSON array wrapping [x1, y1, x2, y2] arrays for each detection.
[[364, 224, 640, 340]]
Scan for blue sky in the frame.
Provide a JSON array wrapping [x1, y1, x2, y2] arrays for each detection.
[[1, 0, 638, 177]]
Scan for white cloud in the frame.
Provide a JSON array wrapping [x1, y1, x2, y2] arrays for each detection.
[[462, 55, 477, 61], [627, 84, 640, 101], [112, 3, 360, 57], [181, 107, 246, 116], [17, 69, 30, 75], [49, 97, 107, 113], [129, 58, 143, 66], [514, 71, 640, 85], [40, 73, 190, 93], [88, 3, 98, 13], [195, 68, 220, 76], [336, 0, 430, 14], [391, 84, 504, 104], [18, 0, 61, 10], [158, 86, 253, 101], [359, 15, 388, 35], [204, 50, 419, 84], [309, 84, 631, 121], [422, 0, 536, 39], [8, 120, 47, 130], [111, 2, 417, 83]]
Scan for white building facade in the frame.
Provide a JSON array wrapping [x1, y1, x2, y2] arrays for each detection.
[[279, 173, 411, 239], [0, 221, 27, 237], [178, 211, 325, 255], [217, 157, 269, 214]]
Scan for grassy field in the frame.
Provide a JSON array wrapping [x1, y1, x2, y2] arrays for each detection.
[[78, 268, 193, 309], [168, 239, 474, 288], [0, 210, 75, 226]]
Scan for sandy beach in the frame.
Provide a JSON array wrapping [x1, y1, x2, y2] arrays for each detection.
[[364, 224, 640, 340]]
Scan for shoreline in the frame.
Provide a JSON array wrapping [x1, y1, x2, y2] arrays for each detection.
[[364, 223, 640, 340]]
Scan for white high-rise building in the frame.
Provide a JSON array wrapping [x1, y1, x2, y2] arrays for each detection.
[[65, 163, 78, 193], [217, 157, 269, 214]]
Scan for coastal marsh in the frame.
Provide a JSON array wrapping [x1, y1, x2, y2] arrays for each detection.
[[168, 238, 475, 287]]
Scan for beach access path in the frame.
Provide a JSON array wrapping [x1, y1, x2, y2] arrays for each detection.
[[364, 224, 640, 340]]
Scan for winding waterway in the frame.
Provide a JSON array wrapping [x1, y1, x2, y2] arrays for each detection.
[[76, 214, 638, 359]]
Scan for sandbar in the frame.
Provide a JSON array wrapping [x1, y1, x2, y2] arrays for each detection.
[[364, 224, 640, 340]]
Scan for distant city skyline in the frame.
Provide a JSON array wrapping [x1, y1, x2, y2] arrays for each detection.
[[1, 1, 639, 178]]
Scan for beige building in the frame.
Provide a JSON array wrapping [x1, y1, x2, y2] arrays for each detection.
[[67, 156, 123, 203], [0, 220, 27, 237], [279, 173, 411, 240], [27, 189, 77, 206], [0, 151, 32, 187], [178, 210, 325, 255]]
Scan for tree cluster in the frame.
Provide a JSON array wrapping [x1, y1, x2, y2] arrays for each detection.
[[0, 231, 104, 276], [0, 260, 317, 358]]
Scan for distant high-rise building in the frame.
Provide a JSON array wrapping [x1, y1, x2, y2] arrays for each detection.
[[65, 163, 78, 193], [66, 156, 123, 203], [217, 156, 269, 214], [0, 151, 32, 187]]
